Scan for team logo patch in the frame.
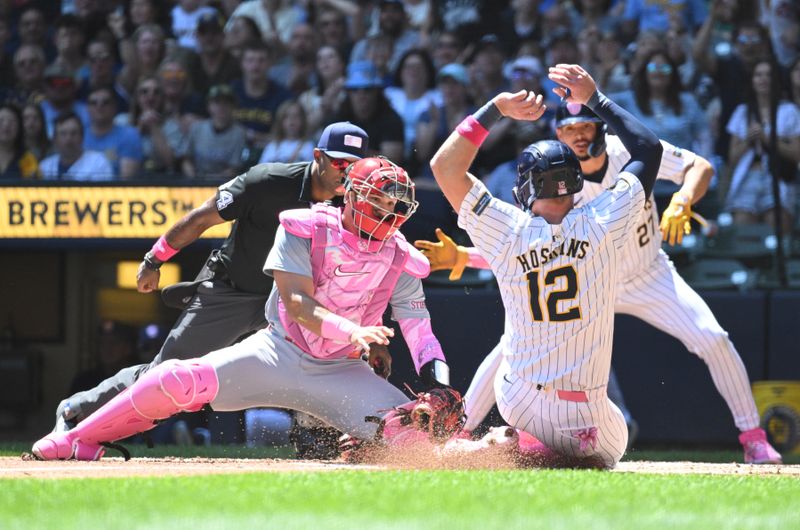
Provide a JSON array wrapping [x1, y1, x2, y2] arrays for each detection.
[[557, 181, 568, 195], [216, 190, 233, 210], [472, 192, 491, 216]]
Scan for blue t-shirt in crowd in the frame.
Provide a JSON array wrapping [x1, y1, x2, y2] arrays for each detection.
[[230, 79, 294, 134], [83, 125, 144, 177]]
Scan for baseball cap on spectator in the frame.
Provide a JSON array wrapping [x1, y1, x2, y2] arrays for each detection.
[[44, 63, 76, 88], [207, 84, 236, 103], [437, 63, 468, 86], [197, 11, 224, 33], [317, 121, 369, 159], [344, 61, 384, 90], [508, 56, 542, 79]]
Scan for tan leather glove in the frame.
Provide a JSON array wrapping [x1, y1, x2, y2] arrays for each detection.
[[413, 228, 470, 281], [660, 193, 709, 246]]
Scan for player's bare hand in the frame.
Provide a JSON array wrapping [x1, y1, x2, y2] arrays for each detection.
[[351, 325, 395, 352], [492, 90, 546, 121], [137, 262, 160, 293], [367, 343, 392, 379], [548, 64, 597, 104]]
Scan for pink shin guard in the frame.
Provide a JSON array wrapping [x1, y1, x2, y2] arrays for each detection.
[[81, 358, 219, 444], [34, 359, 219, 460]]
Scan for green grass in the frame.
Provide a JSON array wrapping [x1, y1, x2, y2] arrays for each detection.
[[2, 470, 799, 530]]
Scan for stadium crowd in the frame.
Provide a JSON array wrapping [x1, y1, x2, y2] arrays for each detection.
[[0, 0, 798, 235]]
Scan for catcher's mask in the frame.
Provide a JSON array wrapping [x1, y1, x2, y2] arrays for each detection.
[[512, 139, 583, 211], [344, 156, 418, 244], [555, 102, 607, 158]]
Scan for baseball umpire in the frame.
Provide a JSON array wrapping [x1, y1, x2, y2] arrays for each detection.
[[53, 122, 386, 455]]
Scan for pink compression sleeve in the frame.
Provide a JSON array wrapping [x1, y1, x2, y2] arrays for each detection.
[[398, 317, 446, 373]]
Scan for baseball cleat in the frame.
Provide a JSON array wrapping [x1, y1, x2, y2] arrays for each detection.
[[32, 432, 105, 461], [739, 428, 782, 465]]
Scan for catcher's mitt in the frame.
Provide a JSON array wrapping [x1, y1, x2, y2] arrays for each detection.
[[379, 386, 466, 443]]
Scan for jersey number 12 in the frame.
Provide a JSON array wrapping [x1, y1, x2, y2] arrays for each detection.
[[526, 265, 581, 322]]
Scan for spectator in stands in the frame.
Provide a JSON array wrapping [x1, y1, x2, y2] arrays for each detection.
[[0, 103, 39, 180], [40, 111, 113, 181], [725, 57, 800, 231], [385, 48, 439, 164], [231, 42, 293, 150], [182, 84, 246, 180], [591, 26, 630, 94], [270, 22, 319, 96], [118, 24, 167, 101], [315, 7, 354, 61], [298, 45, 346, 134], [621, 0, 707, 39], [224, 15, 262, 61], [497, 0, 542, 55], [171, 0, 218, 51], [540, 28, 579, 105], [693, 20, 771, 158], [77, 39, 128, 112], [761, 0, 799, 68], [569, 0, 620, 34], [364, 34, 394, 86], [22, 102, 50, 161], [84, 86, 144, 180], [41, 63, 90, 138], [415, 62, 473, 175], [351, 0, 420, 72], [334, 60, 404, 162], [51, 15, 86, 79], [611, 49, 711, 159], [127, 0, 169, 30], [468, 34, 509, 107], [226, 0, 306, 48], [4, 44, 47, 106], [158, 57, 203, 160], [257, 100, 314, 163], [430, 30, 463, 70], [69, 321, 139, 395], [427, 0, 501, 45], [188, 11, 242, 97], [16, 7, 50, 56], [115, 75, 176, 175]]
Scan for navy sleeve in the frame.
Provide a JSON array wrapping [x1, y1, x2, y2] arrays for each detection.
[[585, 91, 663, 197]]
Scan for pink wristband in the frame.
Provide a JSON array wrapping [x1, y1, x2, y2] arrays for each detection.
[[320, 313, 358, 342], [456, 115, 489, 147], [151, 235, 179, 262]]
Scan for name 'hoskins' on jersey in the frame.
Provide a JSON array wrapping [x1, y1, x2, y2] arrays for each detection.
[[515, 238, 590, 273]]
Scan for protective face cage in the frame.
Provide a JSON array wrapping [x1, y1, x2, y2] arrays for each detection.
[[344, 157, 419, 244], [512, 141, 583, 211]]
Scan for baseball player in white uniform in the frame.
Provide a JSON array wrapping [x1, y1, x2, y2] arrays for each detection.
[[430, 64, 664, 468], [420, 100, 783, 465], [32, 157, 462, 461]]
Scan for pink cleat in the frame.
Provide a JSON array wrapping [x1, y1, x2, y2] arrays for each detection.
[[739, 428, 782, 465], [32, 432, 105, 461]]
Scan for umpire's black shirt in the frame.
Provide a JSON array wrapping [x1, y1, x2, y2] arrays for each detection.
[[214, 162, 340, 294]]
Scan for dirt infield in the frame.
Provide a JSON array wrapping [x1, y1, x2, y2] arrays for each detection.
[[1, 456, 797, 479]]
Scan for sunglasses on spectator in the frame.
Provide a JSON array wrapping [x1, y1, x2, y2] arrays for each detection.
[[160, 70, 187, 81], [324, 153, 352, 171], [88, 97, 113, 106], [646, 62, 672, 74], [737, 34, 762, 45]]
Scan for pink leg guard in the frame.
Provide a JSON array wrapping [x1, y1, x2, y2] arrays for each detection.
[[32, 359, 219, 460]]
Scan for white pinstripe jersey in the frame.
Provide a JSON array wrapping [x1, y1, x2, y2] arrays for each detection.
[[458, 175, 645, 390], [574, 136, 695, 277]]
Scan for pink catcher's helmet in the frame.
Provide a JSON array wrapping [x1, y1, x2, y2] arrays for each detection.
[[344, 157, 418, 242]]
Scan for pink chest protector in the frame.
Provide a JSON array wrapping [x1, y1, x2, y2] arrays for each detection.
[[278, 204, 429, 359]]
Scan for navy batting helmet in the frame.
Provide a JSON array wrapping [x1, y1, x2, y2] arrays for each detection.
[[512, 140, 583, 211], [555, 102, 607, 158]]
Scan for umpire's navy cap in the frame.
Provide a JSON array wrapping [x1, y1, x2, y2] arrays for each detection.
[[317, 122, 369, 160]]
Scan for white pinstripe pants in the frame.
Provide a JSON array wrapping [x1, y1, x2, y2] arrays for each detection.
[[496, 368, 628, 468]]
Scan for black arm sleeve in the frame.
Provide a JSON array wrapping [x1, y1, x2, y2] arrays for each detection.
[[585, 91, 663, 197]]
